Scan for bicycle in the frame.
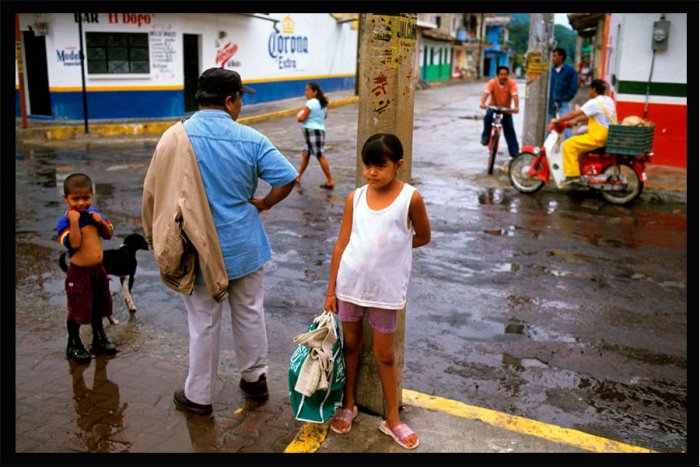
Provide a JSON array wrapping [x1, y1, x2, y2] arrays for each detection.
[[485, 106, 512, 175]]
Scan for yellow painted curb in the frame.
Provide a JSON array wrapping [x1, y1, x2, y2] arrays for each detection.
[[329, 96, 360, 108], [283, 422, 329, 453], [238, 96, 358, 126], [41, 122, 177, 140], [403, 389, 657, 453]]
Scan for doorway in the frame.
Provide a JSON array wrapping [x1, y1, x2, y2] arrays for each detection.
[[183, 34, 200, 113], [22, 30, 51, 116], [483, 56, 492, 78]]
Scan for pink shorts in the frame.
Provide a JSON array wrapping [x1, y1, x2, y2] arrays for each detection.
[[337, 299, 397, 334]]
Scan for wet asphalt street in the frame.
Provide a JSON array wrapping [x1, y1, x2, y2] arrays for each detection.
[[13, 80, 687, 454]]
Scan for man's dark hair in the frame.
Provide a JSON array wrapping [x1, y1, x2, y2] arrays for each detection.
[[553, 47, 567, 61], [590, 79, 607, 95], [63, 173, 93, 195], [196, 88, 240, 107], [195, 68, 254, 107], [497, 66, 510, 74]]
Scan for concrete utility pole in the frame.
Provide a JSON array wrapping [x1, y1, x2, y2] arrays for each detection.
[[523, 13, 554, 147], [354, 13, 417, 417]]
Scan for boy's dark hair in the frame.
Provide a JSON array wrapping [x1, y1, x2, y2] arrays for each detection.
[[361, 133, 403, 166], [497, 66, 510, 74], [590, 79, 607, 95], [307, 82, 328, 108], [63, 173, 93, 195], [553, 47, 567, 61]]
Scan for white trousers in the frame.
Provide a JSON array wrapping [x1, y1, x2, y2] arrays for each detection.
[[182, 267, 268, 405]]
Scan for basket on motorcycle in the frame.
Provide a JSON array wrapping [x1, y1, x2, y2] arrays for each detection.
[[605, 124, 655, 156]]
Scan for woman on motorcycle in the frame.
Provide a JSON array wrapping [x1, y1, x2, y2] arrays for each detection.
[[547, 79, 617, 184]]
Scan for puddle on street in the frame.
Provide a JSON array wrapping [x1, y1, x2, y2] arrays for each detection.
[[504, 317, 578, 343]]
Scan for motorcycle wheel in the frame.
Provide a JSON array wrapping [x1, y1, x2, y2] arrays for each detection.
[[487, 131, 499, 175], [509, 152, 545, 193], [599, 162, 643, 205]]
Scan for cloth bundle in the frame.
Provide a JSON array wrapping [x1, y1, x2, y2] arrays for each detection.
[[288, 311, 345, 423], [292, 312, 337, 396]]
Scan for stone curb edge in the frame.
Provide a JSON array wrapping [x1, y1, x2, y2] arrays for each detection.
[[283, 388, 657, 454]]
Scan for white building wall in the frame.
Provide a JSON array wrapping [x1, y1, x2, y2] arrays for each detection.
[[610, 13, 687, 86], [17, 13, 357, 89]]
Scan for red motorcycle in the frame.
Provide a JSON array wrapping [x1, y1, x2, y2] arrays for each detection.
[[508, 122, 653, 205]]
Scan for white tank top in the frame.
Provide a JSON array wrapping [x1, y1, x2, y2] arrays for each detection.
[[336, 183, 416, 309]]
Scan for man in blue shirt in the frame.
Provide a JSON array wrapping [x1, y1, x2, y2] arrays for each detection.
[[548, 48, 579, 138], [170, 68, 298, 415]]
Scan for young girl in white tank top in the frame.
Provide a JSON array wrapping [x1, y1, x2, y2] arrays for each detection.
[[324, 133, 431, 449]]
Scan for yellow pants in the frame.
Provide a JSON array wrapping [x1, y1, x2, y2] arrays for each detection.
[[562, 117, 608, 177]]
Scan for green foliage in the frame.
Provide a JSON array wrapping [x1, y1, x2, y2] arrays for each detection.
[[554, 25, 577, 65], [507, 20, 578, 65], [509, 23, 530, 54], [508, 13, 530, 25]]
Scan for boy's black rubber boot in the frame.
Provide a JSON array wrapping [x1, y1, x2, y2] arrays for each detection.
[[239, 374, 269, 402], [173, 389, 213, 416], [91, 329, 117, 355], [66, 337, 91, 364]]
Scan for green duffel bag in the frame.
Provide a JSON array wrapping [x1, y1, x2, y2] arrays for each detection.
[[289, 311, 345, 423]]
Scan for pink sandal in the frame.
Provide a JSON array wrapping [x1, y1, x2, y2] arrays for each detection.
[[379, 420, 420, 449], [330, 405, 358, 434]]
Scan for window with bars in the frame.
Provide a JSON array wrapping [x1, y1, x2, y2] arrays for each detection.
[[86, 32, 150, 74]]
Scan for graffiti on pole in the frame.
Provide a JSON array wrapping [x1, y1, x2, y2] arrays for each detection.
[[367, 14, 417, 119], [525, 50, 549, 84]]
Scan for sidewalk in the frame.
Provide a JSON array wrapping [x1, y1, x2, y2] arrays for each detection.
[[288, 389, 654, 454]]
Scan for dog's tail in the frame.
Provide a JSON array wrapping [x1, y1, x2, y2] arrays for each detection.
[[58, 252, 69, 273]]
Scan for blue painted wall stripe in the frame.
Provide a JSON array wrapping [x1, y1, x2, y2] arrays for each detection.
[[16, 76, 355, 121]]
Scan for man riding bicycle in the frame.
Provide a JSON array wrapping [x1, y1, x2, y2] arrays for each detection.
[[479, 66, 520, 158]]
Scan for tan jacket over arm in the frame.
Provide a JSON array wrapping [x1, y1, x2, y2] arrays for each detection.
[[142, 122, 229, 302]]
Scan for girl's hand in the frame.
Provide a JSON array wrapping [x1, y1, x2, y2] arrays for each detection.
[[324, 294, 337, 314]]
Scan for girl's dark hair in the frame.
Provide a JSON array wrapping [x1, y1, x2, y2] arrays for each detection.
[[63, 173, 93, 195], [307, 82, 328, 108], [361, 133, 403, 166]]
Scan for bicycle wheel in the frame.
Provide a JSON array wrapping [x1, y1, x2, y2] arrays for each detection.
[[487, 130, 499, 175]]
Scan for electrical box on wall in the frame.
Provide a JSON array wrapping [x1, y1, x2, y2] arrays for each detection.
[[651, 19, 670, 51]]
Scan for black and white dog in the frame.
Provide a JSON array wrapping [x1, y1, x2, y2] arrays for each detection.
[[59, 233, 149, 322]]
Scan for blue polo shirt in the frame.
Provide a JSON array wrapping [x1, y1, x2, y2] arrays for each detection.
[[184, 109, 298, 280]]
